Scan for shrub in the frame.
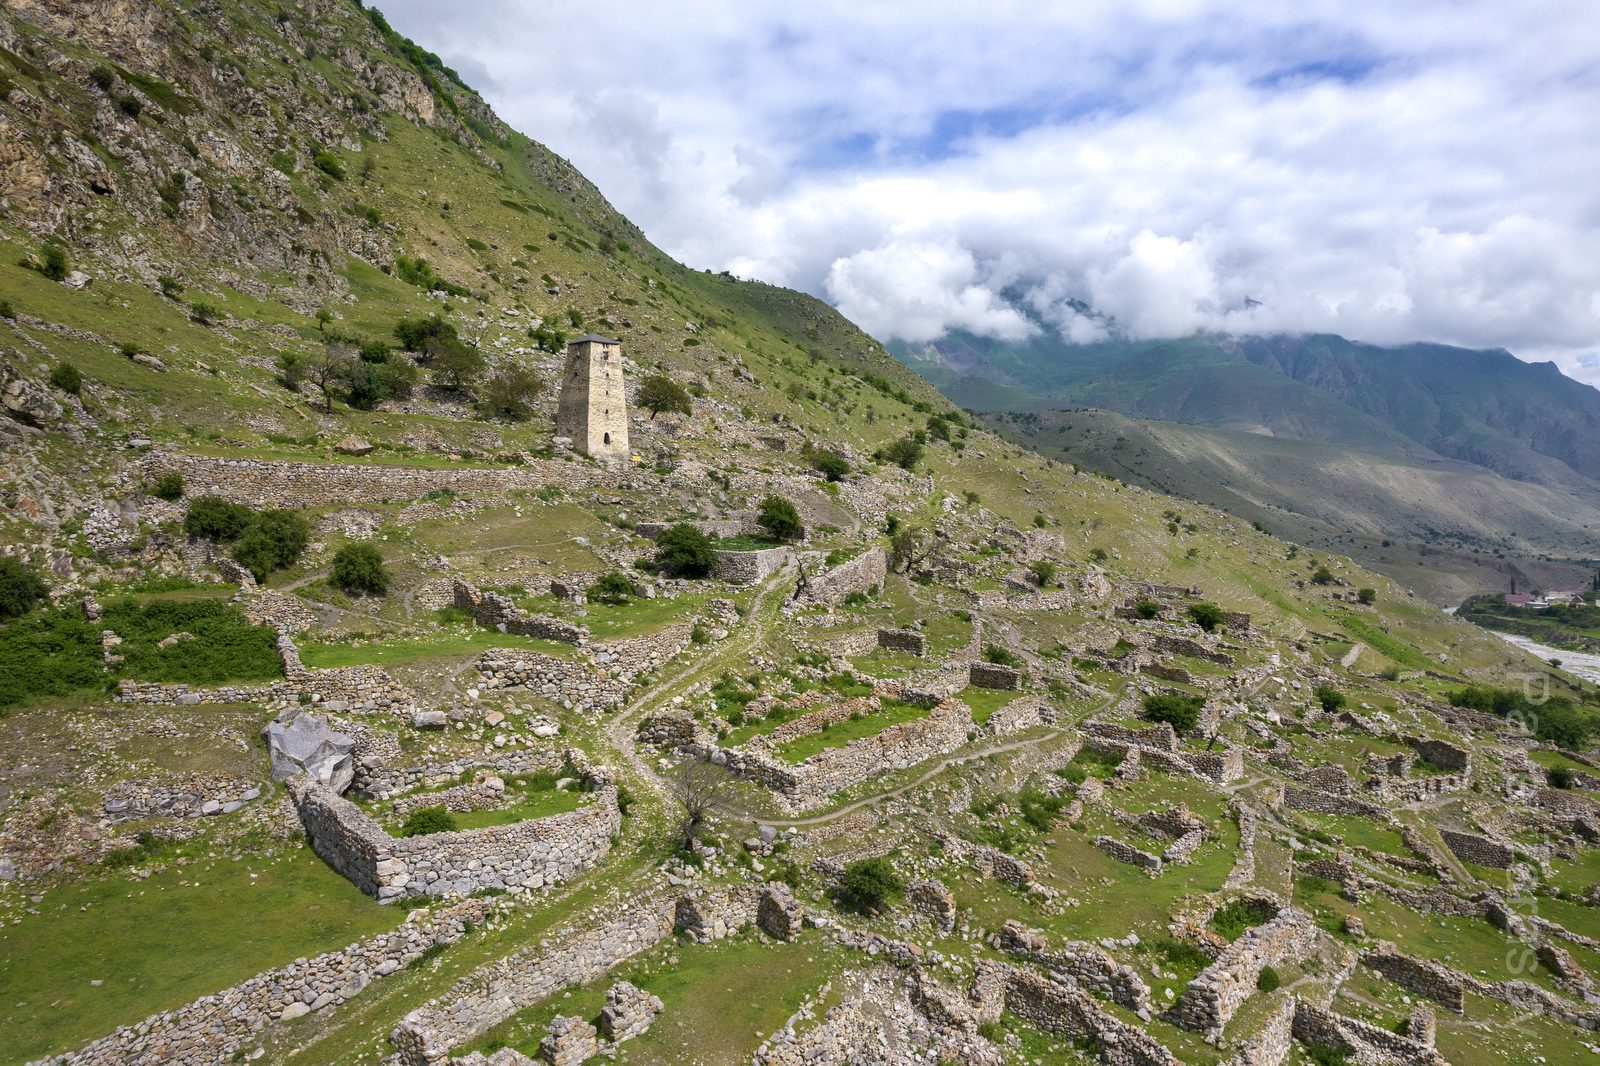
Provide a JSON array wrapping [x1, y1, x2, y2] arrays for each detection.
[[428, 335, 486, 391], [1030, 560, 1057, 586], [1187, 602, 1226, 632], [588, 571, 635, 605], [757, 496, 803, 541], [1033, 513, 1048, 528], [964, 490, 980, 505], [1134, 599, 1162, 619], [400, 805, 457, 836], [40, 244, 69, 281], [151, 471, 185, 501], [183, 496, 253, 541], [813, 451, 850, 481], [1143, 692, 1204, 733], [1312, 685, 1347, 714], [1089, 547, 1109, 562], [190, 300, 219, 325], [1549, 766, 1575, 789], [982, 644, 1021, 667], [331, 543, 390, 594], [0, 558, 49, 619], [49, 362, 82, 394], [1311, 565, 1334, 585], [1256, 965, 1281, 992], [881, 436, 924, 470], [655, 523, 715, 577], [842, 856, 904, 907], [1535, 699, 1592, 748], [0, 299, 13, 320], [1357, 587, 1377, 605], [313, 152, 345, 180]]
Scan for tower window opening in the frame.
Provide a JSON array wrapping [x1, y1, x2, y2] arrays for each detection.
[[604, 432, 611, 444]]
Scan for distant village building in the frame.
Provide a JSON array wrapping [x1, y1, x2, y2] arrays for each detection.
[[554, 333, 630, 465]]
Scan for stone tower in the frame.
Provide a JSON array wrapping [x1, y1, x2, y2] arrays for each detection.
[[554, 333, 630, 464]]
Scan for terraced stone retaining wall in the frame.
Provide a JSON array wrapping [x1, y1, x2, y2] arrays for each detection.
[[986, 696, 1053, 735], [969, 662, 1025, 690], [26, 898, 495, 1066], [992, 919, 1154, 1015], [287, 775, 620, 902], [355, 751, 567, 802], [472, 650, 631, 712], [1406, 736, 1471, 772], [970, 961, 1183, 1066], [1167, 908, 1318, 1038], [823, 627, 928, 658], [142, 453, 607, 509], [1280, 785, 1386, 818], [1220, 993, 1294, 1066]]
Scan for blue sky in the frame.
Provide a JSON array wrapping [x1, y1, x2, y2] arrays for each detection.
[[375, 0, 1600, 378]]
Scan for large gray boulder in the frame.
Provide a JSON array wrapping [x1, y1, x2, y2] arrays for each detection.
[[262, 712, 356, 793]]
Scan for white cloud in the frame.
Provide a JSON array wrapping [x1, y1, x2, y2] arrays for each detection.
[[373, 0, 1600, 361], [825, 241, 1036, 343]]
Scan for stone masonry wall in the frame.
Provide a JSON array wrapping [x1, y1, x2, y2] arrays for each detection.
[[1290, 1002, 1448, 1066], [287, 776, 620, 902], [716, 698, 974, 811], [1359, 944, 1466, 1012], [969, 662, 1024, 691], [1439, 829, 1515, 869], [987, 696, 1053, 736], [473, 650, 631, 713], [26, 898, 496, 1066], [710, 547, 791, 585], [1406, 736, 1471, 772], [453, 580, 588, 644], [141, 453, 610, 509], [793, 547, 887, 606], [1167, 908, 1318, 1037]]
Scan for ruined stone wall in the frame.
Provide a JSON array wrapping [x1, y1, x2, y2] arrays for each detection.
[[718, 699, 974, 811], [987, 696, 1052, 736], [355, 751, 566, 803], [1220, 994, 1294, 1066], [1190, 748, 1245, 784], [969, 662, 1024, 691], [287, 776, 620, 902], [1282, 786, 1387, 818], [942, 836, 1035, 887], [710, 547, 791, 585], [26, 899, 496, 1066], [793, 547, 887, 606], [1371, 772, 1472, 804], [1095, 836, 1163, 871], [1085, 720, 1181, 752], [472, 650, 631, 713], [636, 713, 706, 751], [992, 920, 1153, 1015], [452, 580, 588, 644], [1300, 764, 1352, 795], [1152, 635, 1234, 666], [823, 629, 879, 657], [1290, 1002, 1448, 1066], [1406, 735, 1471, 772], [1438, 829, 1514, 869], [992, 965, 1182, 1066], [878, 627, 927, 656], [1167, 909, 1318, 1037]]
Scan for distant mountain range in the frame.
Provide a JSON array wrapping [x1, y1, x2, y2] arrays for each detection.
[[891, 326, 1600, 567]]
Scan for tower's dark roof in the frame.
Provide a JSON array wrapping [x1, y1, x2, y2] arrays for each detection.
[[568, 333, 621, 346]]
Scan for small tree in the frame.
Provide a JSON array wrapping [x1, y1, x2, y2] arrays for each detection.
[[1357, 587, 1377, 605], [479, 366, 544, 421], [49, 362, 82, 394], [842, 856, 903, 908], [656, 523, 715, 577], [1030, 560, 1057, 587], [190, 300, 219, 325], [306, 344, 354, 413], [231, 509, 311, 581], [888, 524, 935, 573], [331, 542, 390, 594], [428, 335, 485, 391], [1187, 602, 1226, 632], [151, 471, 185, 501], [964, 491, 980, 505], [757, 496, 803, 541], [314, 308, 333, 331], [0, 558, 49, 618], [671, 755, 733, 850], [1312, 685, 1347, 714], [637, 374, 693, 419], [1143, 693, 1203, 733], [1134, 599, 1162, 619], [1311, 566, 1334, 585], [1033, 513, 1048, 529], [1089, 547, 1109, 563]]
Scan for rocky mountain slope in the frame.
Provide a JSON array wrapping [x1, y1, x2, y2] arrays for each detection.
[[2, 7, 1600, 1066]]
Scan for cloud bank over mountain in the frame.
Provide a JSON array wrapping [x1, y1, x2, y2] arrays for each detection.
[[377, 0, 1600, 376]]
